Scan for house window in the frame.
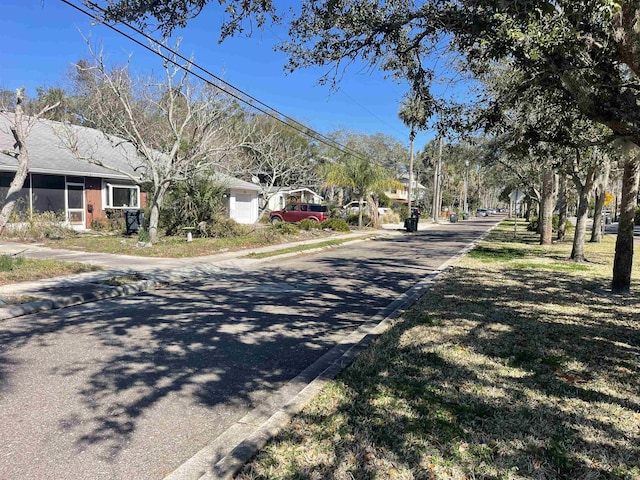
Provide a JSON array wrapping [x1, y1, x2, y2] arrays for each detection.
[[104, 182, 140, 209]]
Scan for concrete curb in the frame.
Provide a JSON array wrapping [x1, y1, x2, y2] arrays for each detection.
[[164, 223, 494, 480], [0, 279, 158, 321]]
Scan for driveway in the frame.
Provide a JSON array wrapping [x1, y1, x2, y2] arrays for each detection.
[[0, 218, 496, 480]]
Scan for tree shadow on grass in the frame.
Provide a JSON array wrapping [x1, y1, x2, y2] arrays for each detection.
[[237, 264, 640, 479]]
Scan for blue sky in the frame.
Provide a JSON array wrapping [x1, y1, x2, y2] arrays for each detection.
[[1, 0, 439, 151]]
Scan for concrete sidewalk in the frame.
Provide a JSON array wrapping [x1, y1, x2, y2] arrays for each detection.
[[0, 223, 437, 320]]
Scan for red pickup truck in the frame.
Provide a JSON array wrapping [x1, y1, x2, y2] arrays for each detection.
[[269, 203, 329, 223]]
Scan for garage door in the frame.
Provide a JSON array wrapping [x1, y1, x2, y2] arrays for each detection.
[[234, 193, 253, 224]]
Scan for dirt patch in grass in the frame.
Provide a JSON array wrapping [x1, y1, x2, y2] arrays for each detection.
[[236, 223, 640, 480], [0, 258, 101, 286]]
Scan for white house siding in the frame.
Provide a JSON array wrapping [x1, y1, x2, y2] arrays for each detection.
[[265, 188, 323, 211]]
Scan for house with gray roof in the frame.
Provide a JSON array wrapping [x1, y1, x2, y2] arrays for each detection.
[[0, 114, 261, 229], [0, 113, 146, 230]]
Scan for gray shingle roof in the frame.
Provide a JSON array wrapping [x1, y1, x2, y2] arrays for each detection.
[[0, 114, 143, 180], [212, 172, 262, 192]]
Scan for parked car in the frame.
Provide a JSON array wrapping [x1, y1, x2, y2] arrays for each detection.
[[342, 201, 391, 216], [476, 208, 489, 217], [269, 203, 329, 223]]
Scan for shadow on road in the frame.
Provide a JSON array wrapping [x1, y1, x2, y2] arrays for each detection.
[[0, 227, 485, 476]]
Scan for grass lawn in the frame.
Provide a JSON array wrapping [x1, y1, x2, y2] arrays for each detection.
[[0, 256, 100, 287], [236, 220, 640, 480], [39, 228, 340, 258]]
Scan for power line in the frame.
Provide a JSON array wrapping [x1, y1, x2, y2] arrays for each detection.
[[59, 0, 369, 161], [265, 25, 408, 141]]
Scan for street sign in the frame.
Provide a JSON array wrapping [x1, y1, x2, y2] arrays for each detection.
[[509, 189, 525, 203]]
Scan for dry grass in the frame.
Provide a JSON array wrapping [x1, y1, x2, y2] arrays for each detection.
[[40, 228, 338, 258], [236, 220, 640, 480], [0, 256, 100, 286]]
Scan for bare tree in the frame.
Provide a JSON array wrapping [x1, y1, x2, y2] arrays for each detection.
[[65, 41, 238, 243], [0, 89, 60, 235], [238, 115, 318, 219]]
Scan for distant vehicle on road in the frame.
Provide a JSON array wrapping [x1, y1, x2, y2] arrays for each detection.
[[476, 208, 489, 217], [269, 203, 329, 223]]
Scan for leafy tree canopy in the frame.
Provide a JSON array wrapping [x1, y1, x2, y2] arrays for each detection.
[[92, 0, 640, 146]]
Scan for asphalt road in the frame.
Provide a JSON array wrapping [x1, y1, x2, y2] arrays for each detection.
[[0, 217, 498, 480]]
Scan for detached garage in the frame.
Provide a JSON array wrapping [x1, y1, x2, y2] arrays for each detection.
[[215, 174, 261, 225]]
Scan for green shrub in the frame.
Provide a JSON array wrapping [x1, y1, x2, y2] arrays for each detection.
[[529, 215, 573, 232], [345, 213, 372, 226], [137, 228, 151, 243], [160, 176, 226, 235], [298, 218, 323, 231], [202, 216, 251, 238], [529, 215, 558, 232], [635, 206, 640, 225], [320, 217, 350, 232], [329, 207, 344, 218], [378, 192, 392, 207], [0, 254, 24, 272], [104, 209, 126, 232], [398, 204, 410, 221], [270, 222, 299, 235]]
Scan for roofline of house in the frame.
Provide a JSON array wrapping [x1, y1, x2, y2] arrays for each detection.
[[0, 166, 135, 182], [264, 186, 323, 197]]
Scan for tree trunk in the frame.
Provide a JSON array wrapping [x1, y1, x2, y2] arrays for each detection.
[[570, 149, 599, 262], [0, 102, 29, 236], [612, 152, 640, 292], [432, 137, 442, 223], [148, 184, 169, 244], [367, 193, 379, 227], [326, 186, 335, 203], [357, 194, 364, 229], [590, 159, 610, 243], [590, 188, 605, 243], [557, 174, 568, 241], [408, 132, 415, 214], [540, 168, 555, 245], [571, 187, 590, 261]]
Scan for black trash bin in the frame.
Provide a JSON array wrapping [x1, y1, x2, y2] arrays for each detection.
[[404, 217, 418, 232], [450, 213, 458, 223], [125, 209, 144, 235]]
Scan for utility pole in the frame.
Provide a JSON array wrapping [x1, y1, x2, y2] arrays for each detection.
[[464, 159, 469, 214], [432, 136, 443, 223], [408, 128, 415, 214]]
